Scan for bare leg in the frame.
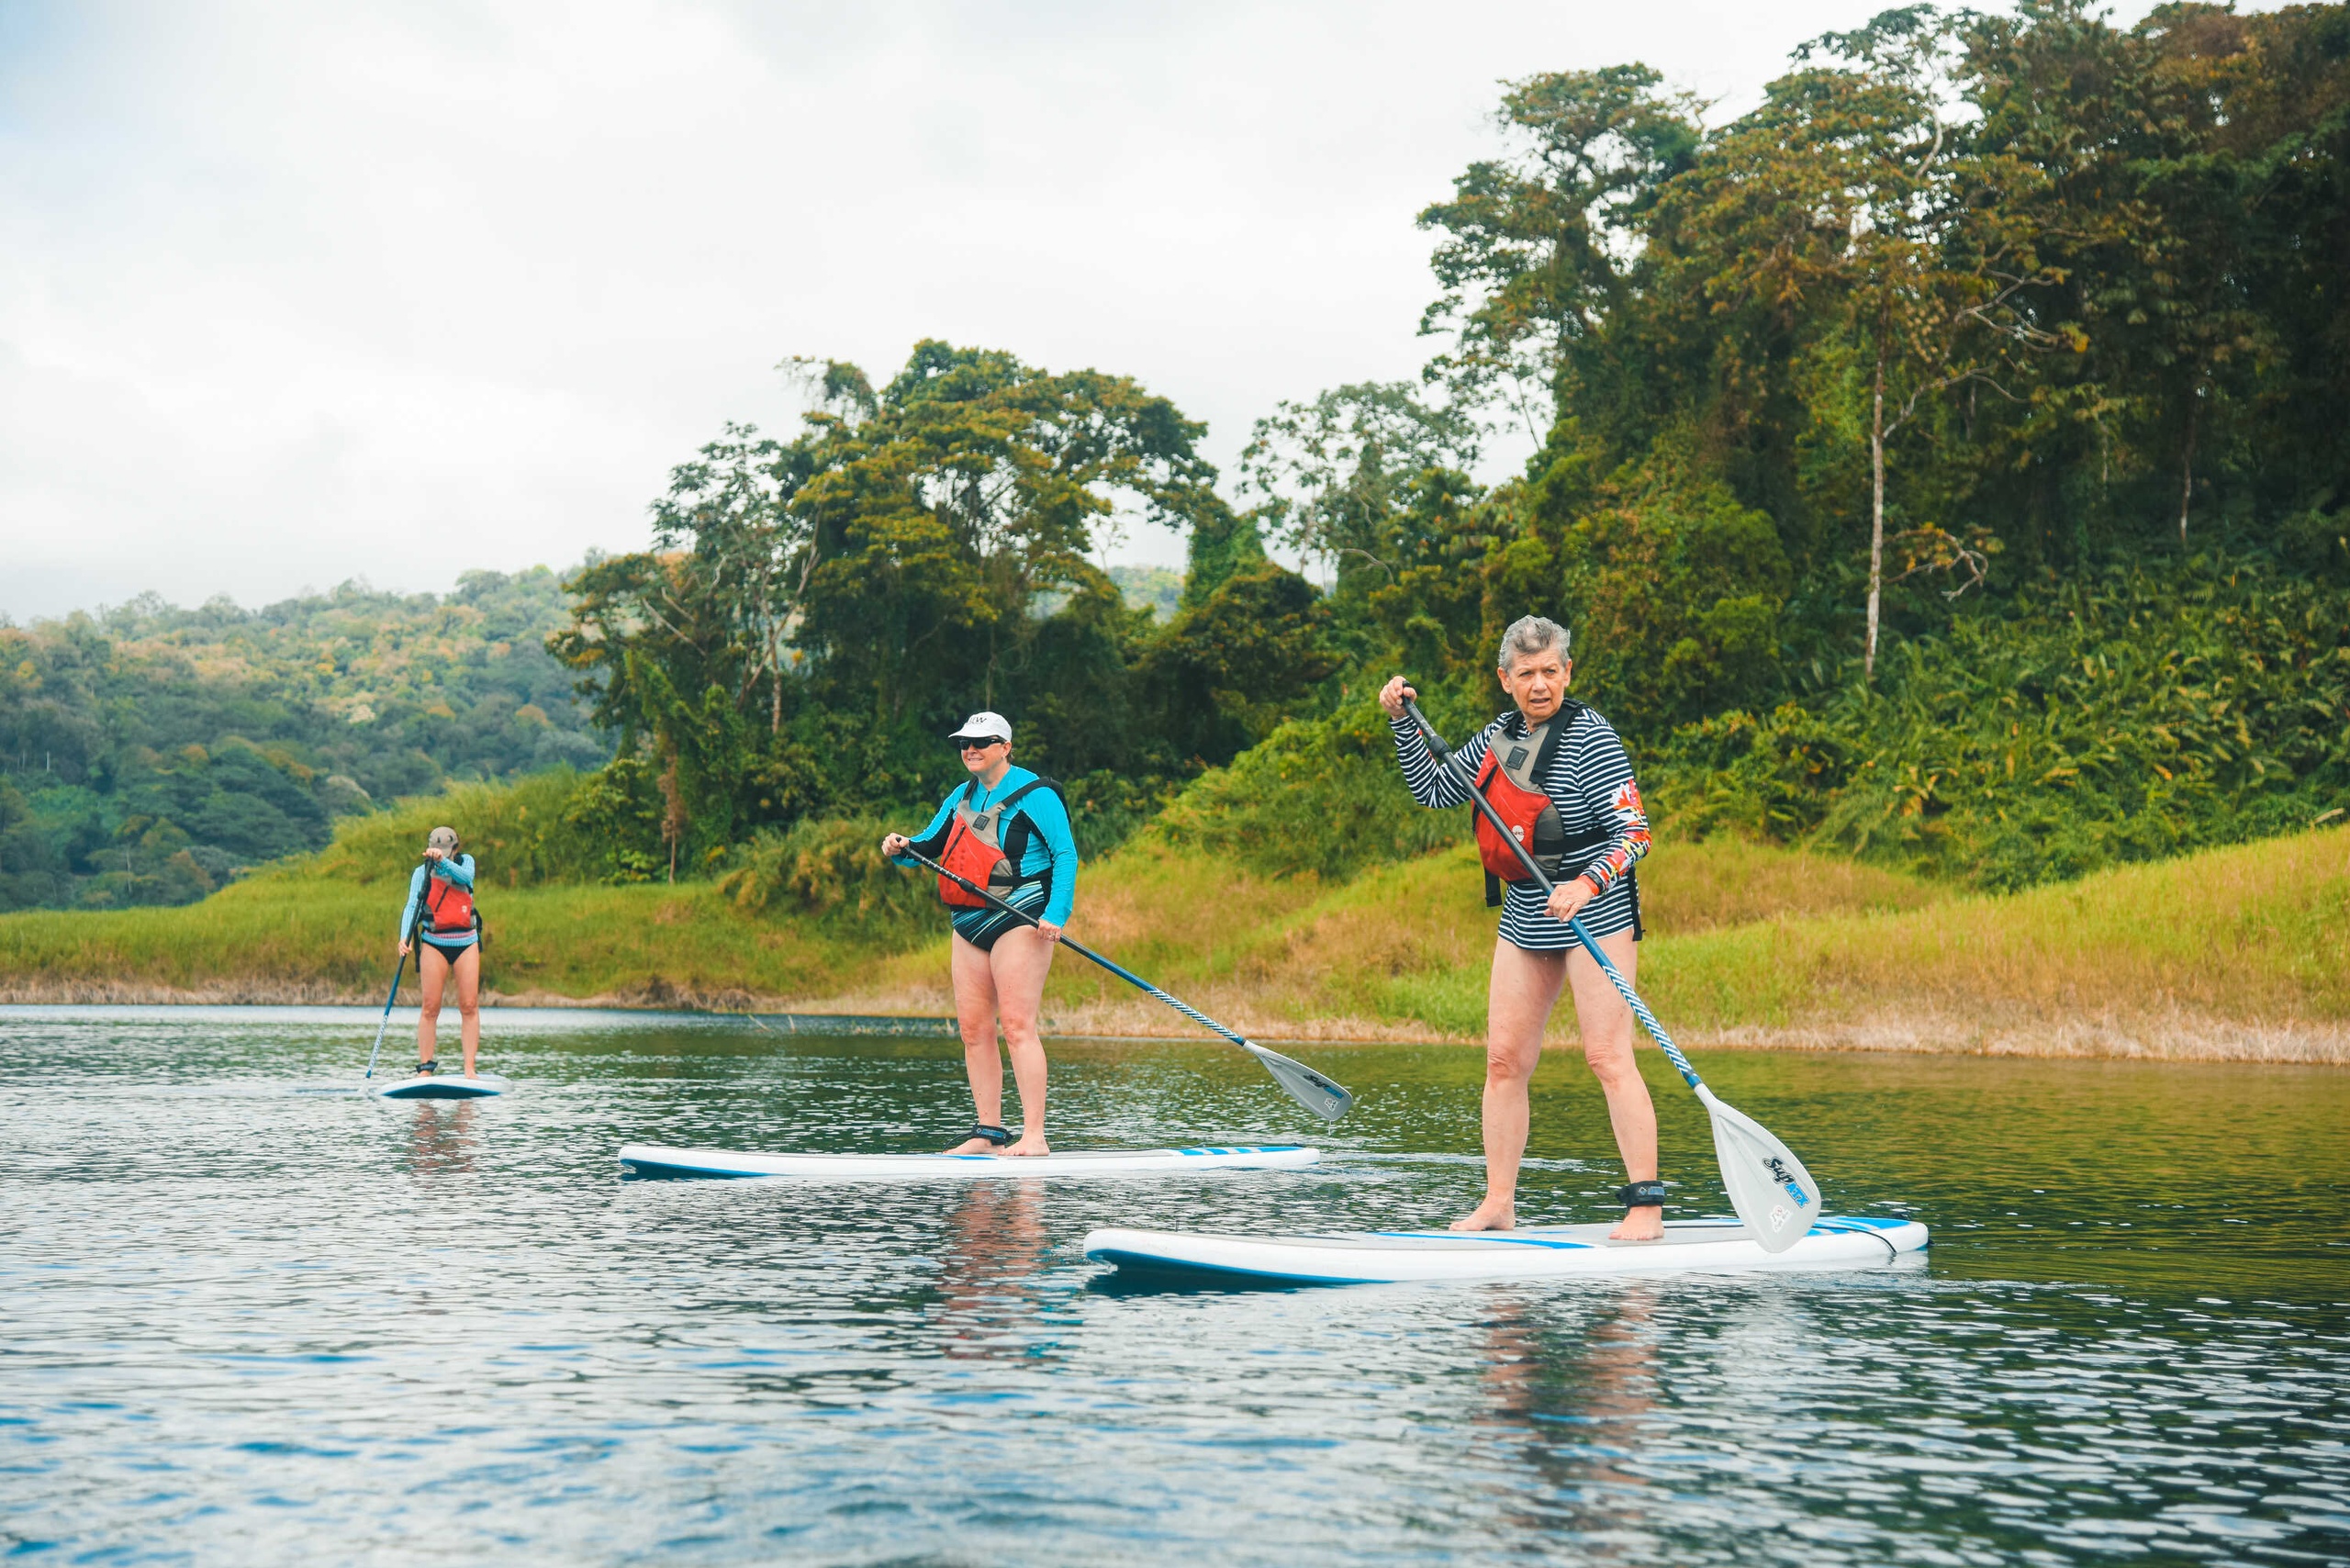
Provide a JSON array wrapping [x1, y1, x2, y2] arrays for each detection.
[[985, 926, 1056, 1155], [945, 933, 1005, 1152], [416, 946, 449, 1066], [452, 945, 482, 1075], [1453, 940, 1568, 1231], [1565, 930, 1661, 1240]]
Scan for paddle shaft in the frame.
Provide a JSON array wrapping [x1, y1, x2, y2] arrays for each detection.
[[895, 847, 1257, 1054], [1402, 700, 1704, 1092], [364, 882, 427, 1079]]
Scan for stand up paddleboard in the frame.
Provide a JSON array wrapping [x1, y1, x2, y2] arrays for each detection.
[[372, 1073, 512, 1101], [618, 1143, 1319, 1180], [1084, 1215, 1926, 1284]]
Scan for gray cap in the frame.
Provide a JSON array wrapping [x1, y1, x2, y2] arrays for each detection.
[[426, 826, 459, 853]]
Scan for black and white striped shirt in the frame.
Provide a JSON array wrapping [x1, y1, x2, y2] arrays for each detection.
[[1390, 708, 1651, 949]]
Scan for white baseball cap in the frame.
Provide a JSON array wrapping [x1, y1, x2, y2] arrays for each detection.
[[948, 711, 1013, 745]]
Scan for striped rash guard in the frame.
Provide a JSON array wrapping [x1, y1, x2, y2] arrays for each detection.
[[893, 767, 1079, 944], [1390, 709, 1651, 949]]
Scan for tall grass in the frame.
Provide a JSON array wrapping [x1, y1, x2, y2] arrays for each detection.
[[11, 799, 2343, 1062]]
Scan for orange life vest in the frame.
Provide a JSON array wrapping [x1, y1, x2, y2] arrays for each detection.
[[934, 778, 1056, 909], [1472, 708, 1578, 883], [423, 872, 477, 935]]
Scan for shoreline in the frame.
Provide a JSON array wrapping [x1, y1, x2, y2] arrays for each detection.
[[6, 979, 2343, 1065]]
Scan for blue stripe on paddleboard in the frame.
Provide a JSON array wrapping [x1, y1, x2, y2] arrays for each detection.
[[1083, 1249, 1373, 1286], [1177, 1146, 1304, 1156]]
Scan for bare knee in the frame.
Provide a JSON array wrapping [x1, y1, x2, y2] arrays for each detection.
[[1583, 1038, 1639, 1091], [457, 998, 480, 1021], [1484, 1047, 1538, 1088]]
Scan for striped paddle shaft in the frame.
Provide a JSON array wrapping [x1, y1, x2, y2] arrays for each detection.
[[1568, 913, 1703, 1090]]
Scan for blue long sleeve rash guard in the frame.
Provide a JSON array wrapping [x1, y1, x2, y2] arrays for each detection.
[[398, 854, 477, 945], [893, 767, 1079, 926]]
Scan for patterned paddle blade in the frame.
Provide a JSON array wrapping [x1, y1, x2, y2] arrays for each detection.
[[1244, 1043, 1354, 1123], [1697, 1083, 1823, 1253]]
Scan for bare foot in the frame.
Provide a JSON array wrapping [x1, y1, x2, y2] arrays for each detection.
[[943, 1137, 1002, 1155], [1609, 1210, 1664, 1241], [1449, 1199, 1516, 1232], [1001, 1135, 1051, 1157]]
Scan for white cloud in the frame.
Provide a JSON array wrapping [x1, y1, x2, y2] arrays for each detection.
[[0, 0, 2194, 619]]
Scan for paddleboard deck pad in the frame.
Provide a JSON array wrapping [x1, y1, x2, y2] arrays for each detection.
[[618, 1143, 1319, 1181], [1084, 1215, 1926, 1284], [372, 1073, 512, 1101]]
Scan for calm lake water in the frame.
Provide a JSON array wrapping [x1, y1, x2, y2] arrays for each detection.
[[3, 1005, 2344, 1566]]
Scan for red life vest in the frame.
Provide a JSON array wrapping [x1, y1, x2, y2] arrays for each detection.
[[933, 778, 1058, 909], [422, 872, 476, 935], [1472, 708, 1577, 883]]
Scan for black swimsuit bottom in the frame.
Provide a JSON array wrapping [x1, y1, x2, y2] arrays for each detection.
[[420, 937, 476, 965]]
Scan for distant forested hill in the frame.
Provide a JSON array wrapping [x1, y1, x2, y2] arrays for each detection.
[[0, 569, 607, 910]]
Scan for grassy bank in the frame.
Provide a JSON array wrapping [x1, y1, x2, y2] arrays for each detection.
[[5, 826, 2344, 1063]]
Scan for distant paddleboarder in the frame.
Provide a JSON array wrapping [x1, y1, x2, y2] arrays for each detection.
[[398, 825, 485, 1079], [882, 711, 1079, 1155], [1380, 616, 1658, 1237]]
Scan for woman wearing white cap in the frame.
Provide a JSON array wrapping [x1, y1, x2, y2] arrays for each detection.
[[883, 711, 1079, 1155], [397, 825, 485, 1078]]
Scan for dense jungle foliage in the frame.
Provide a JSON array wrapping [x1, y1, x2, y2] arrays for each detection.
[[0, 571, 609, 910], [17, 3, 2349, 915], [552, 1, 2347, 902]]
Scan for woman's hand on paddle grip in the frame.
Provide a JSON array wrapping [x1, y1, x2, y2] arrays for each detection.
[[880, 833, 911, 857], [1036, 921, 1063, 945], [1546, 877, 1599, 923], [1377, 676, 1416, 718], [397, 939, 412, 958]]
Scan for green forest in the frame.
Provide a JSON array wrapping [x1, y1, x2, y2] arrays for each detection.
[[12, 1, 2349, 916], [0, 571, 610, 910]]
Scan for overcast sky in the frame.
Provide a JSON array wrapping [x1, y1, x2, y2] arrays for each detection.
[[1, 0, 2194, 622]]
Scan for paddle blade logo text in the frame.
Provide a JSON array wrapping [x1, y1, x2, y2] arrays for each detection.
[[1764, 1156, 1812, 1208]]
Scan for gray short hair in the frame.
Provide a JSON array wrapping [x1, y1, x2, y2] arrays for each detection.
[[1496, 615, 1572, 673]]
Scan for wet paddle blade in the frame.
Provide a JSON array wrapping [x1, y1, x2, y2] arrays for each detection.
[[1695, 1083, 1822, 1254], [1244, 1042, 1353, 1123]]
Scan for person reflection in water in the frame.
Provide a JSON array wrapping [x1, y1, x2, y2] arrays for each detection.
[[932, 1182, 1050, 1361], [1476, 1285, 1662, 1537]]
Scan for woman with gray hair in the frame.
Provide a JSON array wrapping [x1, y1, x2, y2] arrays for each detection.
[[1378, 615, 1658, 1237]]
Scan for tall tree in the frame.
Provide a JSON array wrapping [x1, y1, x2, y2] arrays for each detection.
[[1658, 6, 2069, 675], [1417, 66, 1702, 443]]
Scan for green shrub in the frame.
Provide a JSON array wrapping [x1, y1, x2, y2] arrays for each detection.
[[1650, 557, 2350, 889], [718, 815, 936, 941], [1152, 692, 1485, 882], [286, 769, 611, 888]]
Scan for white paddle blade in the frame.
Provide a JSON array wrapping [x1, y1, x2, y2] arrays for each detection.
[[1695, 1084, 1822, 1254], [1244, 1042, 1354, 1123]]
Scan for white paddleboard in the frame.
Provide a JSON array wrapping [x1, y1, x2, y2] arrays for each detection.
[[1084, 1215, 1927, 1284], [372, 1072, 513, 1101], [617, 1142, 1320, 1180]]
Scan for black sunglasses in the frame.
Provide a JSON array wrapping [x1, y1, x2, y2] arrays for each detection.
[[955, 737, 1003, 752]]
